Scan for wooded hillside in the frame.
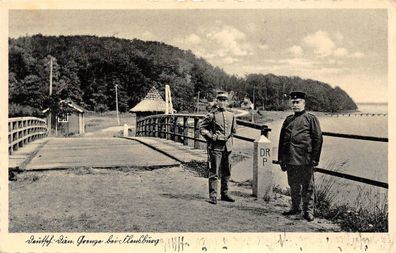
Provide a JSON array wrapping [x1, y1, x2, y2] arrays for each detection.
[[9, 35, 357, 115]]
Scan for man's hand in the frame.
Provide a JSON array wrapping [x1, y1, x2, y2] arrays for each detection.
[[216, 135, 228, 141], [311, 161, 319, 167], [280, 162, 287, 172]]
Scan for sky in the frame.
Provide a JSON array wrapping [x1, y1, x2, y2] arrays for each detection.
[[9, 9, 388, 103]]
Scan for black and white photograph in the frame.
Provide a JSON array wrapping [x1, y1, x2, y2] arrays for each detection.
[[1, 1, 395, 252]]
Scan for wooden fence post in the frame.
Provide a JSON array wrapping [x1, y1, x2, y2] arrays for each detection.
[[173, 116, 178, 142], [144, 119, 148, 136], [149, 118, 153, 136], [166, 116, 170, 140], [161, 117, 164, 138], [183, 116, 188, 146], [155, 117, 159, 137], [9, 121, 13, 155], [194, 117, 200, 149]]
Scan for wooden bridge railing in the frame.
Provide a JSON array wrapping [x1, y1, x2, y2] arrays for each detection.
[[135, 114, 270, 147], [8, 117, 48, 155], [136, 114, 209, 148], [136, 113, 388, 189]]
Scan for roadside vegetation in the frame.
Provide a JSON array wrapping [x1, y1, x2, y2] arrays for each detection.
[[9, 103, 45, 117], [313, 166, 388, 232], [273, 161, 388, 232]]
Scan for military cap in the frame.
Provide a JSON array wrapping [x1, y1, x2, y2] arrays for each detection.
[[290, 91, 306, 99], [216, 91, 229, 100]]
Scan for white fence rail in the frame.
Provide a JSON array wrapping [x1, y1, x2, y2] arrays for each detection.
[[8, 117, 48, 155]]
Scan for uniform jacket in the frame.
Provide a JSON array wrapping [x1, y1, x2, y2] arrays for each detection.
[[199, 108, 236, 151], [278, 110, 323, 166]]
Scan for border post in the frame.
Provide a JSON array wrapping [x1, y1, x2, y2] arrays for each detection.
[[253, 125, 273, 201]]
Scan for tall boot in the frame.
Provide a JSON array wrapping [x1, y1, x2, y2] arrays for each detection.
[[208, 176, 218, 204], [220, 176, 235, 202]]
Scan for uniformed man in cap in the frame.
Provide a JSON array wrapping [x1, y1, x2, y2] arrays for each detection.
[[199, 91, 236, 204], [278, 91, 323, 221]]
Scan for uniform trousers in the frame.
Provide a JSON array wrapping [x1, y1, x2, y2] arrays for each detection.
[[208, 149, 231, 198], [286, 165, 315, 214]]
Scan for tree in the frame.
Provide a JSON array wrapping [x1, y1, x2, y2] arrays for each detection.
[[8, 35, 358, 114]]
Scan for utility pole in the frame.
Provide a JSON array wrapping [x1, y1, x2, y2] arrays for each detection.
[[252, 83, 255, 123], [49, 56, 54, 135], [165, 85, 173, 115], [115, 84, 120, 125], [49, 56, 53, 96]]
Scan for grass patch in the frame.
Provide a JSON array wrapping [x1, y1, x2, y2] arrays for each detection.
[[314, 161, 347, 218], [85, 111, 136, 133], [183, 160, 208, 178], [313, 161, 388, 232], [67, 167, 95, 175], [273, 184, 290, 196], [15, 172, 42, 183], [183, 153, 250, 178]]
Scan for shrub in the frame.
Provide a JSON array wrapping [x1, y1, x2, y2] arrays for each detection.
[[314, 161, 347, 217], [9, 103, 44, 117], [313, 160, 388, 232]]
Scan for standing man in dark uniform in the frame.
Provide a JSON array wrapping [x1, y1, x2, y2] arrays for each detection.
[[199, 92, 236, 205], [278, 91, 323, 221]]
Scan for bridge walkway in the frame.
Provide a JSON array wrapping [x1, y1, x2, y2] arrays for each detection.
[[125, 136, 207, 163], [8, 124, 208, 171], [24, 137, 180, 170]]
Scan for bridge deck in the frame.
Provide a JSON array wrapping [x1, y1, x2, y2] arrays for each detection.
[[18, 137, 179, 170], [127, 137, 207, 163]]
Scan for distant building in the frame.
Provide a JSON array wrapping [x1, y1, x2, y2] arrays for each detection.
[[241, 97, 254, 110], [129, 86, 168, 121], [43, 99, 86, 136]]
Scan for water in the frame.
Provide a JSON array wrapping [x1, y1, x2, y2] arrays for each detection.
[[319, 103, 388, 182], [356, 103, 388, 114], [233, 103, 388, 207]]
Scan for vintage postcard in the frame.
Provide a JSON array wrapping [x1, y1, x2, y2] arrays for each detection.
[[0, 0, 395, 252]]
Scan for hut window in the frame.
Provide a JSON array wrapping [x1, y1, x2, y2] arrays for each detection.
[[58, 113, 69, 122]]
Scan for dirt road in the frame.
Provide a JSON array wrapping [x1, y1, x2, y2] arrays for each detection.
[[9, 166, 339, 232]]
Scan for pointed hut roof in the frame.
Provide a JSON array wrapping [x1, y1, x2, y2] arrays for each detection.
[[129, 86, 166, 112], [42, 99, 85, 113]]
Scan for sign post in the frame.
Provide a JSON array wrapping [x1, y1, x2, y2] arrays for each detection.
[[253, 126, 273, 201], [123, 124, 128, 137]]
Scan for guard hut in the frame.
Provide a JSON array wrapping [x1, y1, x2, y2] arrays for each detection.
[[129, 86, 167, 121], [43, 99, 86, 136]]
